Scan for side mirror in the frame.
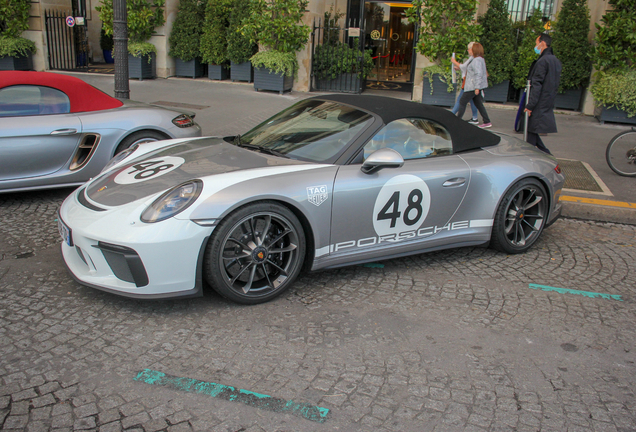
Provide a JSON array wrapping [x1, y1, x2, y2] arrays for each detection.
[[361, 148, 404, 174]]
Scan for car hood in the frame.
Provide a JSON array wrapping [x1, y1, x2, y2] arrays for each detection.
[[85, 137, 309, 207]]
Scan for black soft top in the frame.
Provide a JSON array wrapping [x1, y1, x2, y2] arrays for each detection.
[[312, 94, 501, 153]]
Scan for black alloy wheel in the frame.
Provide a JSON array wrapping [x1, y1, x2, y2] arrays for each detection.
[[204, 202, 306, 304], [490, 178, 548, 254]]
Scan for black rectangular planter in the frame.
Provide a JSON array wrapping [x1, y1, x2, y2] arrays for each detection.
[[128, 53, 155, 80], [254, 67, 293, 94], [421, 75, 456, 107], [175, 58, 204, 78], [230, 61, 253, 82], [208, 64, 229, 80], [554, 88, 583, 111], [598, 106, 636, 125], [315, 73, 362, 93], [484, 80, 509, 103], [0, 55, 33, 71]]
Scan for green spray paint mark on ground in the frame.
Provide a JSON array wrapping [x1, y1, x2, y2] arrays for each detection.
[[359, 263, 385, 268], [529, 284, 623, 301], [134, 369, 329, 423]]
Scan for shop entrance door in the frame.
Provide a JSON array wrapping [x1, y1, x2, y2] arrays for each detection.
[[363, 1, 415, 92]]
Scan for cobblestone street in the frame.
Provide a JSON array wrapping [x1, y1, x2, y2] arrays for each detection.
[[1, 188, 635, 432]]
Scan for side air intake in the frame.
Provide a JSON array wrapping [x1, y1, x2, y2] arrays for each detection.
[[70, 134, 101, 171]]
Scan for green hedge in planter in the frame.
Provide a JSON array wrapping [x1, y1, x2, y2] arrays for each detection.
[[478, 0, 513, 86], [0, 0, 36, 58], [0, 35, 35, 57], [551, 0, 591, 91], [250, 51, 297, 77], [226, 0, 257, 64], [169, 0, 205, 62], [97, 0, 165, 43], [422, 65, 454, 94], [591, 0, 636, 72], [312, 42, 373, 80], [591, 69, 636, 117], [511, 8, 544, 89], [200, 0, 232, 65]]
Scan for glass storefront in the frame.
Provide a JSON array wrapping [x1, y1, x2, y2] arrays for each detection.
[[348, 1, 415, 91]]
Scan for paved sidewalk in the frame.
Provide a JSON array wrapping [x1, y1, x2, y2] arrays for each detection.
[[68, 73, 636, 224]]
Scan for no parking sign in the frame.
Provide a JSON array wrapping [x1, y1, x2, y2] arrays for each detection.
[[66, 16, 75, 27]]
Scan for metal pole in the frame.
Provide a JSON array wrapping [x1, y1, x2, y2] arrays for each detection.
[[113, 0, 130, 99], [524, 79, 531, 142]]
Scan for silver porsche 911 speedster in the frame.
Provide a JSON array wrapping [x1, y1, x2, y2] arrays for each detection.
[[58, 95, 564, 304], [0, 71, 201, 193]]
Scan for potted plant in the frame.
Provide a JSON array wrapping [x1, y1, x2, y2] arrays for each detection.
[[406, 0, 482, 107], [590, 0, 636, 124], [97, 0, 165, 79], [478, 0, 514, 103], [100, 27, 114, 63], [242, 0, 311, 94], [551, 0, 591, 110], [312, 42, 373, 92], [591, 70, 636, 125], [169, 0, 205, 78], [200, 0, 231, 80], [511, 8, 544, 91], [226, 0, 258, 82], [0, 0, 35, 71]]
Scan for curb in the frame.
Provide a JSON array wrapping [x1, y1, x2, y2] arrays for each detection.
[[560, 195, 636, 225]]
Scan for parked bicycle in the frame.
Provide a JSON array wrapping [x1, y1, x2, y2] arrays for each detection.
[[606, 127, 636, 177]]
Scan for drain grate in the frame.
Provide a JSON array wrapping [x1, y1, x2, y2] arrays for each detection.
[[151, 101, 209, 110], [557, 159, 603, 192]]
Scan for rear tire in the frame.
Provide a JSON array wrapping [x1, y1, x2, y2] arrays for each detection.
[[204, 202, 306, 305], [114, 130, 168, 155], [490, 178, 548, 254]]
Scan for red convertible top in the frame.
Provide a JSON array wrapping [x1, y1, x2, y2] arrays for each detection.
[[0, 71, 123, 113]]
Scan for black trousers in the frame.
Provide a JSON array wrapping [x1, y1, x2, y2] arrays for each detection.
[[527, 132, 552, 155], [456, 90, 490, 123]]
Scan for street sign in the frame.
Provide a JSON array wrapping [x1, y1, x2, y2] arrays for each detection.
[[75, 17, 85, 26], [348, 27, 360, 37], [66, 16, 75, 27]]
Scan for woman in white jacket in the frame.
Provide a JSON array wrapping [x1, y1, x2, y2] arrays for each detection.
[[455, 42, 492, 128]]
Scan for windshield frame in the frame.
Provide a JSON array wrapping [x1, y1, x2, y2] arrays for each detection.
[[238, 99, 376, 164]]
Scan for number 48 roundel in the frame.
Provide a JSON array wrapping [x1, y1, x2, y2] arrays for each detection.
[[372, 175, 431, 236], [114, 156, 185, 185]]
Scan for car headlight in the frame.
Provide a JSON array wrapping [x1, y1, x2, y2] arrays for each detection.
[[141, 180, 203, 223], [101, 144, 139, 173]]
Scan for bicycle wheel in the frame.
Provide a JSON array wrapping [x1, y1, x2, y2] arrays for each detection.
[[606, 130, 636, 177]]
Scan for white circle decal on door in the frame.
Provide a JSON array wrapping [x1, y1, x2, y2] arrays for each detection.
[[114, 156, 185, 185], [372, 174, 431, 236]]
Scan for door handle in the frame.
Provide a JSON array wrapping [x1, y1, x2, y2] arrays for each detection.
[[51, 128, 77, 135], [443, 177, 466, 187]]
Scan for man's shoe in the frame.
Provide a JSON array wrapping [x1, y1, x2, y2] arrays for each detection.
[[478, 122, 492, 128], [468, 118, 479, 125]]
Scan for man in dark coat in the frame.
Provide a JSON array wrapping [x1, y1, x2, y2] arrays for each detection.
[[525, 33, 562, 155]]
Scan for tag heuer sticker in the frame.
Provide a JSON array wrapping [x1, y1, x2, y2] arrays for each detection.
[[307, 185, 328, 206]]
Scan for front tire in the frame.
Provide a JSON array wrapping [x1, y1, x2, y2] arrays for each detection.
[[490, 178, 548, 254], [606, 130, 636, 177], [204, 202, 306, 305]]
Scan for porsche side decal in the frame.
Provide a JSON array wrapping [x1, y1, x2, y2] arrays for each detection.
[[315, 219, 494, 257]]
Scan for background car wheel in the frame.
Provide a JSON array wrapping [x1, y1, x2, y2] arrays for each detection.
[[204, 202, 306, 305], [490, 178, 548, 254], [114, 130, 168, 155]]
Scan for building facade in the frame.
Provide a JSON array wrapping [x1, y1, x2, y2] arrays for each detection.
[[23, 0, 609, 115]]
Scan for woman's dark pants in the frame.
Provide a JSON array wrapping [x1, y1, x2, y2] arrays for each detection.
[[456, 90, 490, 123]]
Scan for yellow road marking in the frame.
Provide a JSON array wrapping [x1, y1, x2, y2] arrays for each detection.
[[561, 195, 636, 209]]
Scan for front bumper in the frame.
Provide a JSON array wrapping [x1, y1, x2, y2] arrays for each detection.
[[59, 189, 212, 298]]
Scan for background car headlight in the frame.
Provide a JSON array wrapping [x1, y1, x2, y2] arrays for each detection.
[[101, 144, 139, 173], [141, 180, 203, 223]]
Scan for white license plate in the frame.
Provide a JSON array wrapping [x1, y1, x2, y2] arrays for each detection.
[[58, 218, 73, 247]]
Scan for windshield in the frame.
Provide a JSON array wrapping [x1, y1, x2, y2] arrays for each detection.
[[240, 100, 373, 163]]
